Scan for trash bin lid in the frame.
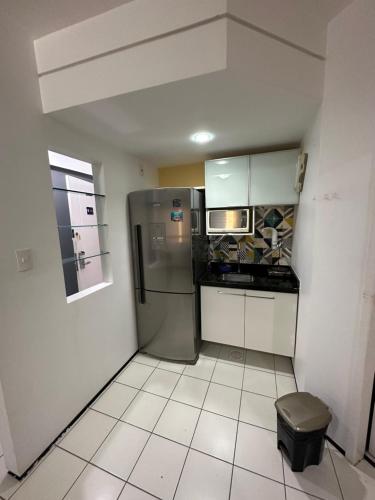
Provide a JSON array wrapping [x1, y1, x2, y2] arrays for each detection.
[[275, 392, 332, 432]]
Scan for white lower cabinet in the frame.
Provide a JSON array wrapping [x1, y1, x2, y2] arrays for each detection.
[[201, 286, 245, 347], [201, 286, 298, 356]]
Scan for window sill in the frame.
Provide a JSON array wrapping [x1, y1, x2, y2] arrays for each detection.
[[66, 282, 112, 304]]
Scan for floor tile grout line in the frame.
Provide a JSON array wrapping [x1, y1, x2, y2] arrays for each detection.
[[115, 366, 186, 500], [150, 371, 246, 393], [276, 354, 299, 500], [58, 361, 160, 500], [90, 360, 159, 426], [327, 446, 345, 500], [55, 446, 160, 500], [60, 402, 126, 500], [171, 346, 221, 500], [125, 482, 162, 500], [85, 409, 281, 475], [133, 353, 295, 377], [134, 353, 296, 380], [81, 353, 306, 498], [7, 445, 57, 500], [125, 482, 163, 499], [284, 483, 332, 500], [228, 347, 247, 500], [273, 354, 288, 500], [90, 383, 279, 435], [93, 398, 280, 447], [129, 364, 280, 406], [5, 354, 145, 498], [5, 349, 292, 500], [56, 444, 133, 484], [241, 387, 276, 400], [56, 444, 163, 499], [47, 441, 295, 500], [117, 363, 159, 421], [60, 462, 91, 500]]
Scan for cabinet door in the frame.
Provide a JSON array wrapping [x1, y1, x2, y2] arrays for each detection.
[[244, 291, 275, 353], [273, 292, 298, 357], [249, 149, 300, 206], [244, 290, 297, 356], [201, 286, 245, 347], [205, 156, 250, 208]]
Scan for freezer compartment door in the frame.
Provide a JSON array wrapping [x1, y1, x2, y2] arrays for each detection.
[[136, 291, 197, 362], [129, 189, 194, 294]]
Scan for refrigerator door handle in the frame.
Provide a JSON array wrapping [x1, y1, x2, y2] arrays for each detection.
[[135, 224, 146, 304]]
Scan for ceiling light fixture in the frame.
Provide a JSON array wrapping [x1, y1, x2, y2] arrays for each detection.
[[190, 131, 215, 144], [216, 160, 228, 165]]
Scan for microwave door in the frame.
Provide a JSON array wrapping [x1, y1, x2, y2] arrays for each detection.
[[207, 208, 250, 234]]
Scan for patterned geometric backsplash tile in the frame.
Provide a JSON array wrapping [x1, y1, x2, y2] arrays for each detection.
[[209, 206, 295, 265]]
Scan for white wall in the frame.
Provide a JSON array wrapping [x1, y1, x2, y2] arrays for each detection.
[[228, 0, 350, 57], [291, 108, 321, 390], [34, 0, 327, 114], [0, 11, 157, 475], [292, 0, 375, 453], [38, 19, 228, 113], [34, 0, 227, 73]]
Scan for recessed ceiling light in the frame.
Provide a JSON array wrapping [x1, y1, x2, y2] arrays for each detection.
[[215, 174, 231, 180], [190, 131, 215, 144]]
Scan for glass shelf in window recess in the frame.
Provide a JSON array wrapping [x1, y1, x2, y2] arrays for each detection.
[[52, 187, 106, 229], [62, 251, 110, 265], [52, 187, 105, 197], [57, 224, 108, 229]]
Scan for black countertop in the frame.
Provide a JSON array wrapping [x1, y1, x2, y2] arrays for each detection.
[[199, 263, 299, 294]]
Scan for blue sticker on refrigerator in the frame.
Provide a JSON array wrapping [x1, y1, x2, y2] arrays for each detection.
[[171, 211, 184, 222]]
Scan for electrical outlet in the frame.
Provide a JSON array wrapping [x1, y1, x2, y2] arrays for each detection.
[[15, 248, 33, 272]]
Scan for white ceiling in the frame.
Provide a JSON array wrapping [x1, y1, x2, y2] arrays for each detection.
[[11, 0, 351, 166], [51, 68, 319, 166]]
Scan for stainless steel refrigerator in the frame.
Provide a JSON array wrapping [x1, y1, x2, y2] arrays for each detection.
[[128, 188, 207, 363]]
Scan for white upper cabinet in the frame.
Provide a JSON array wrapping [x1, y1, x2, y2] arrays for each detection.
[[249, 149, 300, 206], [205, 156, 250, 208]]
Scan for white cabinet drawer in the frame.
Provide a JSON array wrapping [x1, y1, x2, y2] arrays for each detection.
[[201, 286, 245, 348]]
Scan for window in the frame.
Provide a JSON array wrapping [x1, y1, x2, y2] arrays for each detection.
[[49, 151, 110, 300]]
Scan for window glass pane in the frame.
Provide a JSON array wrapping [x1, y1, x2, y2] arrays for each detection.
[[49, 151, 106, 298]]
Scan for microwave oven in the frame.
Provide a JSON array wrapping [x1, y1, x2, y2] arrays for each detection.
[[206, 208, 254, 235]]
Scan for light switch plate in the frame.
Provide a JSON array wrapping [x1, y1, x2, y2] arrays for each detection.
[[15, 248, 33, 272]]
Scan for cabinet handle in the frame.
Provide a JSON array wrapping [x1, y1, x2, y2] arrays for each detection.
[[217, 291, 245, 297], [246, 295, 275, 300]]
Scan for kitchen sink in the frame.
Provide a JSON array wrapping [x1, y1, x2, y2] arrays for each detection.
[[218, 273, 255, 283]]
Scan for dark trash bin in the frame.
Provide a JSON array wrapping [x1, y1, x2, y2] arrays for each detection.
[[275, 392, 332, 472]]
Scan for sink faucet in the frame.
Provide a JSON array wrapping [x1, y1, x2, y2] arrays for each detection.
[[261, 227, 279, 249], [236, 240, 241, 273]]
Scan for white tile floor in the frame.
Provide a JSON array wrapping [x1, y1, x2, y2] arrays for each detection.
[[0, 342, 374, 500]]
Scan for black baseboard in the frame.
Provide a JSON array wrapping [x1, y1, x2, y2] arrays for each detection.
[[8, 351, 138, 481], [325, 435, 345, 456], [364, 453, 375, 468]]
